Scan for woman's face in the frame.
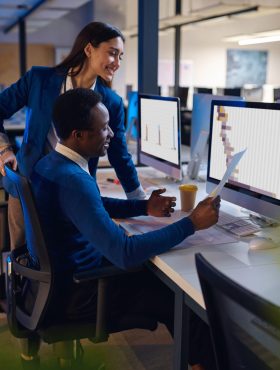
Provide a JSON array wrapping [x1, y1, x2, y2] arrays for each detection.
[[84, 36, 124, 81]]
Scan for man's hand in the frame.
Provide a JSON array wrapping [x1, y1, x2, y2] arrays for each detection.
[[147, 188, 176, 217], [0, 148, 17, 176], [189, 196, 220, 231]]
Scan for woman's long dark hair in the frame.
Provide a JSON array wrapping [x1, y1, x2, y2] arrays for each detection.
[[55, 22, 125, 87]]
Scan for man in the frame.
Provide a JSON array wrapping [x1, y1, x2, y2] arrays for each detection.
[[31, 89, 219, 370]]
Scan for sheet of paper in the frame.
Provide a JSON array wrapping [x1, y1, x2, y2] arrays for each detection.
[[173, 227, 237, 250], [119, 216, 237, 249], [209, 148, 247, 197]]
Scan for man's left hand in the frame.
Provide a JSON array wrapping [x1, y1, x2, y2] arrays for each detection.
[[147, 188, 176, 217]]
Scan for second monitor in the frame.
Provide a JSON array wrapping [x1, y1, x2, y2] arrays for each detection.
[[138, 94, 182, 180]]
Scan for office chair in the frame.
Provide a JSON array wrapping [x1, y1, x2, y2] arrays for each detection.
[[195, 253, 280, 370], [4, 166, 157, 369]]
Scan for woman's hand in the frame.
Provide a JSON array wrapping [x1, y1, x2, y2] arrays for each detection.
[[147, 188, 176, 217]]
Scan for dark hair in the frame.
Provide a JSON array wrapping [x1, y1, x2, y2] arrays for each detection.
[[52, 88, 102, 140], [55, 21, 125, 87]]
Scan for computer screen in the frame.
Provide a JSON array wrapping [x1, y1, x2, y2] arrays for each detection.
[[191, 93, 244, 156], [207, 100, 280, 220], [138, 94, 181, 180]]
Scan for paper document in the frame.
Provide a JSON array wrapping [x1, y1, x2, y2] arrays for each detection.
[[173, 227, 237, 250], [209, 149, 247, 197], [119, 213, 237, 249]]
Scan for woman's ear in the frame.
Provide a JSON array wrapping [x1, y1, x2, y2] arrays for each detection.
[[84, 43, 92, 58]]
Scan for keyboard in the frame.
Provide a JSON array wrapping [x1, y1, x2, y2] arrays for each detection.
[[217, 211, 262, 236]]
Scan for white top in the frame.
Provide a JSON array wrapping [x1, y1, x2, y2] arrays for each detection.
[[55, 142, 90, 175]]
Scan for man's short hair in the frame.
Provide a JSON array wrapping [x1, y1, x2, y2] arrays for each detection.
[[52, 88, 102, 139]]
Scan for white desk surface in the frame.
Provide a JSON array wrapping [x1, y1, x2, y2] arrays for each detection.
[[96, 167, 280, 310]]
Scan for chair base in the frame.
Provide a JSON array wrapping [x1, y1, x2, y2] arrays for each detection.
[[20, 356, 40, 370]]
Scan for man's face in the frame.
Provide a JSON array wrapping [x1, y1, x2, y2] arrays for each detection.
[[79, 102, 113, 158]]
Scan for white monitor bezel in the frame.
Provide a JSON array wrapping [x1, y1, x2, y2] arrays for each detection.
[[206, 100, 280, 221], [138, 94, 182, 180]]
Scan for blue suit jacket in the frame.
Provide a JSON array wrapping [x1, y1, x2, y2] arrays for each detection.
[[0, 66, 139, 193]]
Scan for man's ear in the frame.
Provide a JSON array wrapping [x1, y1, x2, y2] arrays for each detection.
[[84, 43, 92, 58], [72, 130, 83, 139]]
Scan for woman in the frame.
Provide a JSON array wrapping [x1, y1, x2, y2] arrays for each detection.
[[0, 21, 145, 249]]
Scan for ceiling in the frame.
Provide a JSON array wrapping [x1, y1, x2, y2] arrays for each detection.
[[0, 0, 90, 33], [1, 0, 280, 38]]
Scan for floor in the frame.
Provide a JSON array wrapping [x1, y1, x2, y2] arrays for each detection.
[[0, 312, 175, 369]]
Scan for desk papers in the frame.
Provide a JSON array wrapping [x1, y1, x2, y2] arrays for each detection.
[[119, 215, 237, 249]]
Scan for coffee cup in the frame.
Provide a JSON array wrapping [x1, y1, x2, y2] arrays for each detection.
[[179, 184, 198, 212]]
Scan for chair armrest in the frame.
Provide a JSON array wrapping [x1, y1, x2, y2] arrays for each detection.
[[12, 259, 51, 283], [73, 264, 140, 283], [9, 246, 51, 283]]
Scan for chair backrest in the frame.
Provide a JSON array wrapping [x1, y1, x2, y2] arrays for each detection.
[[5, 166, 50, 271], [195, 253, 280, 370], [5, 166, 52, 331]]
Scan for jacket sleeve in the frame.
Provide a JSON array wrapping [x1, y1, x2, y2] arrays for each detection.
[[101, 196, 147, 218], [106, 96, 141, 193], [0, 70, 31, 145], [62, 173, 195, 270]]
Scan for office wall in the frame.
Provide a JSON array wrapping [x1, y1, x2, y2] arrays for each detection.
[[0, 44, 54, 86]]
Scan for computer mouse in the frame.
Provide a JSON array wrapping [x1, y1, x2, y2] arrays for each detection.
[[248, 237, 278, 251]]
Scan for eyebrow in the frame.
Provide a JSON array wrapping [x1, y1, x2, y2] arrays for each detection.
[[109, 47, 124, 55]]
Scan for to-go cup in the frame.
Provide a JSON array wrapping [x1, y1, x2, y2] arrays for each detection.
[[179, 184, 198, 212]]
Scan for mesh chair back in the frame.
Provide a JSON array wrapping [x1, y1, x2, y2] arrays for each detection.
[[5, 166, 52, 331], [195, 253, 280, 370], [5, 166, 50, 271]]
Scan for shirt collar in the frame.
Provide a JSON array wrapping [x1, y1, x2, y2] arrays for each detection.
[[55, 143, 90, 174], [65, 74, 96, 91]]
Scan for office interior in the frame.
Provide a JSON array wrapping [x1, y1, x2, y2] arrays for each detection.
[[0, 1, 280, 369]]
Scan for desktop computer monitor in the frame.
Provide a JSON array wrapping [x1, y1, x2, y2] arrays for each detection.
[[207, 100, 280, 221], [169, 86, 189, 108], [216, 88, 241, 97], [223, 88, 242, 97], [191, 93, 244, 156], [193, 87, 213, 95], [273, 88, 280, 102], [138, 94, 182, 180]]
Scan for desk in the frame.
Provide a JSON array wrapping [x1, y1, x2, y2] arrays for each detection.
[[96, 167, 280, 370]]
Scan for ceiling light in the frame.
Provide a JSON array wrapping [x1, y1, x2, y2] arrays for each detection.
[[239, 35, 280, 45], [224, 29, 280, 45]]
